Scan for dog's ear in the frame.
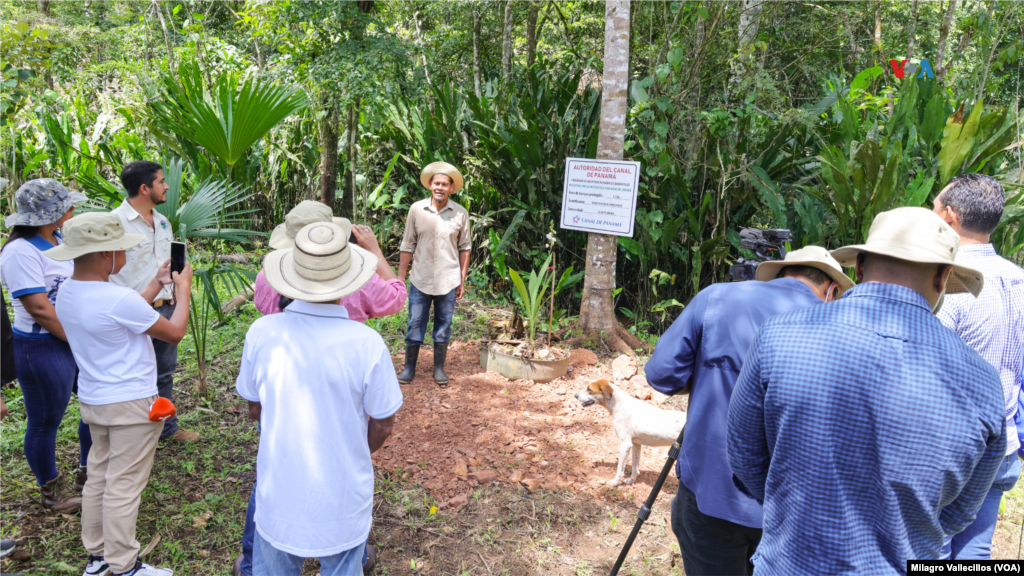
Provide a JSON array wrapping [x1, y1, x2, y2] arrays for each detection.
[[596, 379, 613, 397]]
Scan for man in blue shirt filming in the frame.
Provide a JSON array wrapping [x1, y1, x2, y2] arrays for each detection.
[[646, 245, 853, 575]]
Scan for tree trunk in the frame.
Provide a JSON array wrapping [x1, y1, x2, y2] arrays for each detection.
[[873, 0, 883, 55], [577, 0, 644, 356], [414, 10, 431, 85], [502, 0, 514, 80], [339, 101, 359, 220], [935, 0, 958, 75], [737, 0, 765, 47], [153, 0, 175, 69], [473, 8, 482, 97], [38, 0, 50, 16], [906, 0, 919, 60], [526, 1, 539, 68], [319, 106, 339, 207]]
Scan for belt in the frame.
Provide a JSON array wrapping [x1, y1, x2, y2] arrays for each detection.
[[153, 299, 166, 308]]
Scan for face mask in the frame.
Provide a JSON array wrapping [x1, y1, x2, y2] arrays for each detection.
[[819, 282, 839, 303], [931, 269, 953, 315]]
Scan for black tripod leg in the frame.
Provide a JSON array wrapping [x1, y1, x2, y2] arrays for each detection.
[[608, 424, 686, 576]]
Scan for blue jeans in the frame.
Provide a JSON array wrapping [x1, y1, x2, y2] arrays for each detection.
[[153, 303, 180, 439], [13, 334, 92, 485], [253, 523, 364, 576], [942, 454, 1022, 559], [671, 480, 762, 576], [404, 285, 456, 347]]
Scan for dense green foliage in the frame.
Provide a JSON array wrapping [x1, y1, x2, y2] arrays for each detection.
[[1, 0, 1022, 331]]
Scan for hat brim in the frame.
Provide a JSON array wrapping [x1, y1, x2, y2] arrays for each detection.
[[4, 191, 88, 228], [830, 245, 984, 296], [754, 260, 856, 293], [264, 244, 378, 302], [269, 217, 352, 249], [420, 162, 464, 194], [44, 233, 144, 261]]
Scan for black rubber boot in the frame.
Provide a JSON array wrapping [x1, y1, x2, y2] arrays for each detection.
[[433, 342, 450, 386], [397, 345, 419, 384]]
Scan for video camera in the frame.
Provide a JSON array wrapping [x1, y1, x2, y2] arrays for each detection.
[[729, 227, 792, 281]]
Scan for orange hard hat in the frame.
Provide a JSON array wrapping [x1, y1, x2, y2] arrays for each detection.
[[149, 397, 177, 423]]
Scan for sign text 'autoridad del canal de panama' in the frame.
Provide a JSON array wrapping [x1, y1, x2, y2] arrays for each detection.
[[559, 158, 640, 238]]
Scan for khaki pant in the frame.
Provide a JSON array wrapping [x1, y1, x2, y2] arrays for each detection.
[[79, 396, 162, 574]]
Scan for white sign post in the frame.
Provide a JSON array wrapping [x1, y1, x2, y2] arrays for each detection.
[[559, 157, 641, 237]]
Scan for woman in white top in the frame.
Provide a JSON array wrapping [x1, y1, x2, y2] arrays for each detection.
[[0, 179, 91, 513]]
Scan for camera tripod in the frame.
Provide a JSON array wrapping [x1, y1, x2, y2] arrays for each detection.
[[608, 424, 686, 575]]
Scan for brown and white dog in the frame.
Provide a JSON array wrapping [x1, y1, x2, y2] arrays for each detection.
[[574, 379, 686, 486]]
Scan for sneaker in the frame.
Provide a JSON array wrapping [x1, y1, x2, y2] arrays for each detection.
[[1, 539, 15, 558], [111, 560, 173, 576], [163, 429, 199, 443], [82, 555, 110, 576]]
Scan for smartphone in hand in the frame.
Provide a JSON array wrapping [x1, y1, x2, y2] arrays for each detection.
[[171, 242, 186, 275]]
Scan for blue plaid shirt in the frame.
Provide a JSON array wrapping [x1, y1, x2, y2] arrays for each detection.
[[728, 282, 1005, 575]]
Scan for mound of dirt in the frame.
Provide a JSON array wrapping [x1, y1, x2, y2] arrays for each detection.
[[377, 341, 687, 508]]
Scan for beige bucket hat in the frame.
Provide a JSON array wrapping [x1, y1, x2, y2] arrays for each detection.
[[831, 206, 984, 296], [264, 221, 378, 302], [755, 245, 856, 294], [44, 212, 144, 261], [420, 161, 464, 193], [269, 200, 352, 250]]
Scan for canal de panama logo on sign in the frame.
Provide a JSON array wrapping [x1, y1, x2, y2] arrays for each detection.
[[889, 59, 935, 79]]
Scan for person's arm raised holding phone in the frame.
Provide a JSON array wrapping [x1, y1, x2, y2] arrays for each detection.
[[144, 261, 192, 344]]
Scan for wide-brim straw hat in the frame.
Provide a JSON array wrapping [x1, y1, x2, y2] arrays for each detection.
[[5, 178, 88, 228], [264, 221, 378, 302], [45, 212, 143, 261], [420, 161, 464, 193], [269, 200, 352, 250], [755, 245, 856, 294], [831, 206, 984, 296]]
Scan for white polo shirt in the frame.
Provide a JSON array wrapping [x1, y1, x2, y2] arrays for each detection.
[[235, 300, 403, 557], [110, 200, 174, 301]]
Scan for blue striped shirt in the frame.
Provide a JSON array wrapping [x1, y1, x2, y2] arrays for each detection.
[[728, 282, 1005, 575], [938, 244, 1024, 456]]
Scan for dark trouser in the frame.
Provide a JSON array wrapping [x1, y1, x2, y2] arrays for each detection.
[[404, 285, 456, 347], [671, 480, 762, 576], [153, 302, 180, 439], [13, 334, 92, 485]]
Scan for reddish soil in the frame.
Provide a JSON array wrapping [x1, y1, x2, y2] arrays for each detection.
[[378, 341, 688, 509]]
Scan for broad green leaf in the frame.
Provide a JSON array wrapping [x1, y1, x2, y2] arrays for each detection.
[[667, 47, 685, 68], [938, 101, 984, 184], [850, 66, 883, 92], [630, 80, 649, 105], [618, 236, 643, 255]]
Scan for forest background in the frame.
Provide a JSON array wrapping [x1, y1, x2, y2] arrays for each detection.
[[2, 0, 1023, 337]]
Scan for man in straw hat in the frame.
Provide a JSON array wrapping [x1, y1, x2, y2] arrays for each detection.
[[396, 161, 470, 386], [646, 245, 852, 575], [46, 212, 193, 576], [728, 207, 1003, 574], [236, 222, 402, 575], [931, 174, 1024, 560]]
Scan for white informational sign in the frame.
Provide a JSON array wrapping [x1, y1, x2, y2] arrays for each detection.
[[559, 157, 640, 237]]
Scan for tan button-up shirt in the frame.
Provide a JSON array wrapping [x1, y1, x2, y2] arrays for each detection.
[[110, 200, 174, 301], [400, 198, 471, 296]]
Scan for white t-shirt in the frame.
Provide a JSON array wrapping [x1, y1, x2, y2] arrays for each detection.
[[56, 279, 161, 405], [0, 235, 73, 336], [236, 300, 403, 557]]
